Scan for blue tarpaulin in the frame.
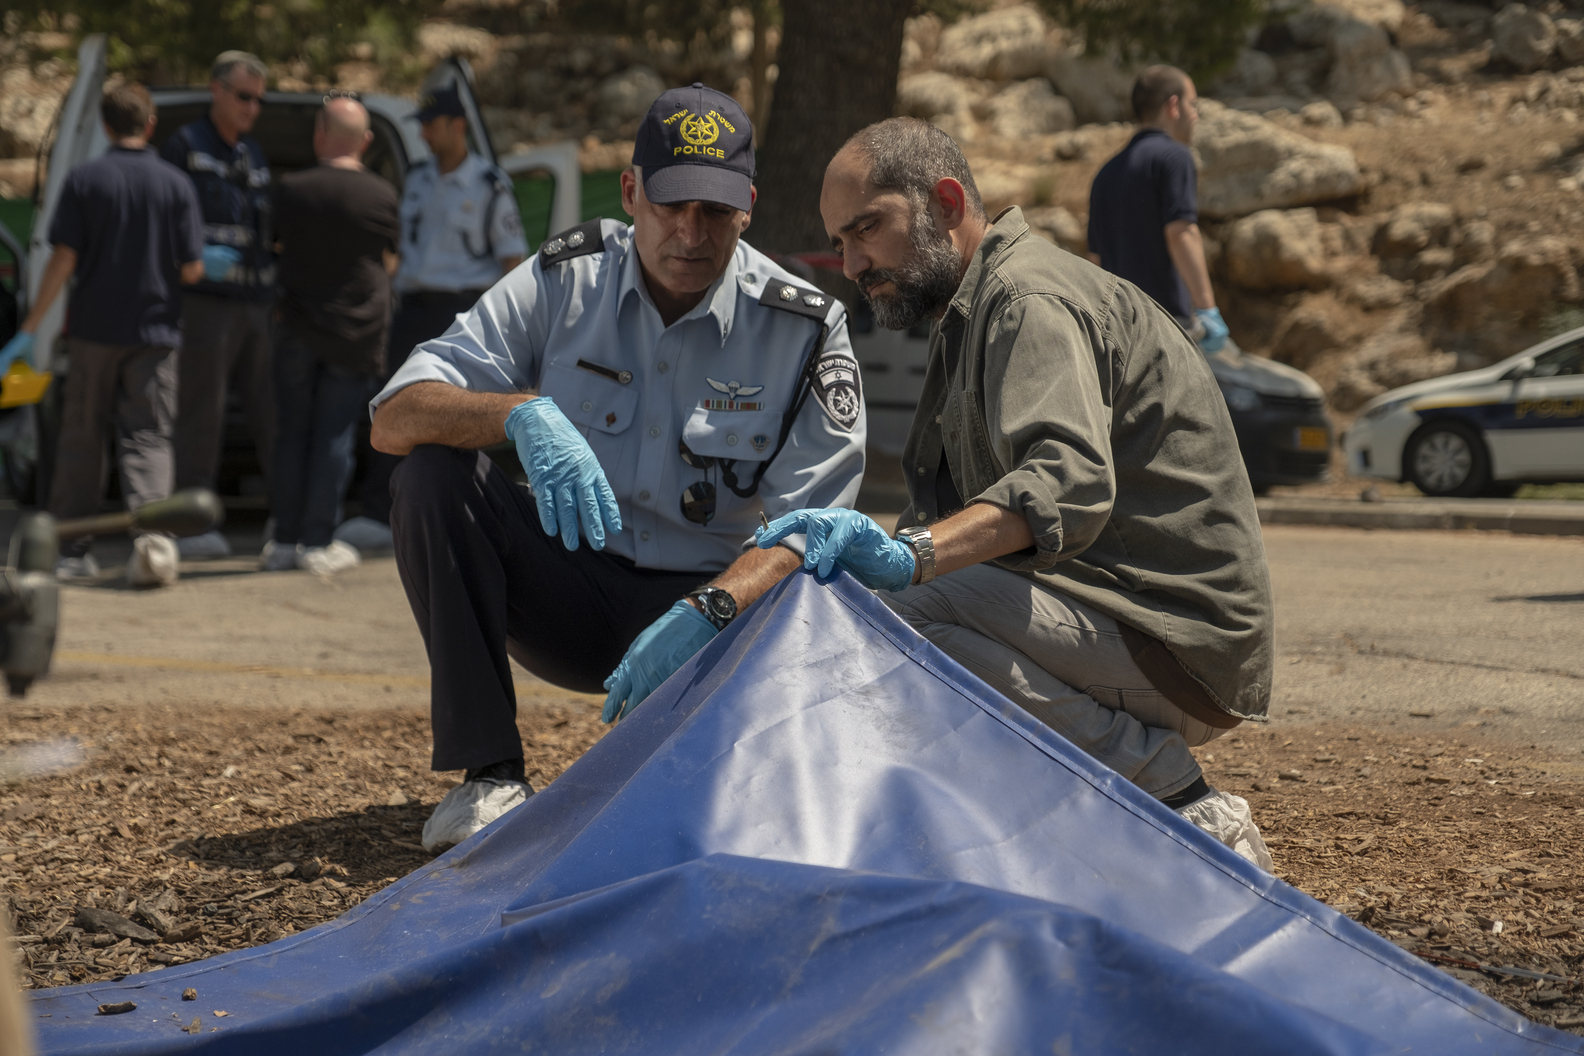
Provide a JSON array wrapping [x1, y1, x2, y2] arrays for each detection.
[[28, 571, 1584, 1054]]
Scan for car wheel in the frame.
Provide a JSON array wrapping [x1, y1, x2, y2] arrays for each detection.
[[1405, 421, 1490, 497]]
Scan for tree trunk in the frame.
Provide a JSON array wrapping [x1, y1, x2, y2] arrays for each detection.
[[752, 0, 912, 254], [749, 0, 775, 122]]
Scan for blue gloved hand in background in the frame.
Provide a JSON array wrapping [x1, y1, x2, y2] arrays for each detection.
[[602, 600, 718, 722], [0, 331, 35, 371], [201, 244, 242, 281], [1195, 307, 1229, 354], [504, 397, 622, 551], [756, 508, 916, 592]]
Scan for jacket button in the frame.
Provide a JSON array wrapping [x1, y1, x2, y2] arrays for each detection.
[[649, 426, 661, 438], [916, 465, 927, 475], [935, 415, 942, 424], [726, 434, 738, 446], [639, 490, 651, 501], [640, 531, 650, 541], [658, 361, 669, 373], [582, 401, 593, 412]]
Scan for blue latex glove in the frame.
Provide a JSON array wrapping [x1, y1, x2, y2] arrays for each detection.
[[0, 331, 35, 371], [201, 244, 242, 281], [602, 600, 717, 722], [756, 508, 916, 592], [1195, 307, 1229, 354], [504, 397, 621, 551]]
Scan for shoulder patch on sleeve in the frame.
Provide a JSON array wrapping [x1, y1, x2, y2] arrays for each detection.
[[538, 218, 605, 265], [812, 345, 862, 433], [758, 280, 833, 321]]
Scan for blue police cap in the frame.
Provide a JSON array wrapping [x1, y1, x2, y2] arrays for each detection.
[[632, 83, 755, 213], [413, 84, 466, 122]]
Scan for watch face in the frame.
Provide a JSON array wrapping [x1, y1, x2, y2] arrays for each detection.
[[705, 589, 737, 621]]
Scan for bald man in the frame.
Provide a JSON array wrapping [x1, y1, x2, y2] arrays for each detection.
[[266, 95, 400, 575]]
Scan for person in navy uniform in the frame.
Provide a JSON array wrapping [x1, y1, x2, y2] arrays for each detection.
[[161, 50, 277, 560], [369, 84, 866, 852], [333, 84, 527, 555]]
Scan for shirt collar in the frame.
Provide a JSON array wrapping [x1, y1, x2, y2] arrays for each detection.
[[618, 230, 741, 345], [947, 206, 1028, 319], [437, 152, 480, 185]]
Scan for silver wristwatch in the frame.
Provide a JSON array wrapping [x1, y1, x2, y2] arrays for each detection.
[[896, 526, 937, 585]]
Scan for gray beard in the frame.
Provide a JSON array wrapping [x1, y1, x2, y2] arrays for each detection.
[[858, 207, 962, 332]]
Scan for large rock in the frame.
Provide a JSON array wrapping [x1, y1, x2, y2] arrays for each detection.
[[1374, 202, 1456, 258], [1556, 19, 1584, 65], [934, 5, 1056, 82], [595, 65, 666, 128], [1047, 47, 1137, 125], [1224, 208, 1333, 291], [1492, 5, 1558, 73], [1421, 237, 1581, 351], [1209, 48, 1279, 98], [1323, 18, 1412, 105], [0, 61, 70, 158], [976, 79, 1075, 138], [896, 71, 985, 121], [1193, 100, 1364, 219]]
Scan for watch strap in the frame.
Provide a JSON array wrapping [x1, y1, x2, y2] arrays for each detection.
[[896, 526, 936, 585]]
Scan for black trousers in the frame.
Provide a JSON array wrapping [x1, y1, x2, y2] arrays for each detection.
[[391, 445, 710, 772], [358, 291, 482, 524]]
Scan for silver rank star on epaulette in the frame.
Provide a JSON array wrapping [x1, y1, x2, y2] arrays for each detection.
[[542, 238, 566, 257], [779, 285, 798, 301], [804, 293, 825, 308], [567, 231, 585, 248]]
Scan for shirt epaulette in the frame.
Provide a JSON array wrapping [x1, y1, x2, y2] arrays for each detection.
[[758, 279, 832, 321], [539, 219, 604, 265]]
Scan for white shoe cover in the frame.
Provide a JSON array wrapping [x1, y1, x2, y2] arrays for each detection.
[[422, 778, 532, 853], [1176, 789, 1274, 871], [301, 539, 361, 576], [127, 534, 179, 587]]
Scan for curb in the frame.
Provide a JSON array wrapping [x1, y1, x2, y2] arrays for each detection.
[[1256, 498, 1584, 536]]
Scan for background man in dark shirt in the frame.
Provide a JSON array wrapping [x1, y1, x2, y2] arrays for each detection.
[[1087, 65, 1228, 353], [265, 95, 399, 576], [161, 50, 276, 560], [0, 84, 203, 585]]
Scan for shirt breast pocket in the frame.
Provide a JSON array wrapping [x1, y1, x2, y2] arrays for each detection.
[[541, 361, 638, 435], [682, 406, 783, 462]]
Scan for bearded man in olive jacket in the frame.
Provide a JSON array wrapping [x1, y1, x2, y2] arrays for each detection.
[[758, 117, 1275, 868]]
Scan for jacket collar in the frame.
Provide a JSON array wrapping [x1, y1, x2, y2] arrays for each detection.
[[947, 206, 1029, 320]]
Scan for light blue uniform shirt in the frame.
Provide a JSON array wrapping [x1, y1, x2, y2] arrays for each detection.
[[373, 218, 866, 573], [394, 152, 528, 294]]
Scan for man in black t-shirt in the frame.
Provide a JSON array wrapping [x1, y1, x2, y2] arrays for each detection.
[[1087, 66, 1228, 354], [264, 95, 399, 576], [4, 83, 204, 586]]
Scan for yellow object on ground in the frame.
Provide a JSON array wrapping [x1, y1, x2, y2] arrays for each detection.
[[0, 361, 52, 409]]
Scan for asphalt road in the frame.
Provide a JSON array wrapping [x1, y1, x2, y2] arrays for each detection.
[[8, 521, 1582, 765]]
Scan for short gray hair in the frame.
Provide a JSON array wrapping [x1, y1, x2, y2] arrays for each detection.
[[212, 51, 267, 85], [842, 117, 985, 219]]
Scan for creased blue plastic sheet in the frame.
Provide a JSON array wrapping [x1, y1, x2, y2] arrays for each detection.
[[27, 570, 1584, 1055]]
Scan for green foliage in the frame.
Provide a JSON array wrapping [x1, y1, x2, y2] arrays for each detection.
[[8, 0, 445, 84], [1035, 0, 1264, 82]]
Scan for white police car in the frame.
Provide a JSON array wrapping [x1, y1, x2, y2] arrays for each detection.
[[1344, 327, 1584, 496]]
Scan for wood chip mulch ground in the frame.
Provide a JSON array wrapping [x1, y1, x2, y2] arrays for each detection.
[[3, 702, 1581, 1038]]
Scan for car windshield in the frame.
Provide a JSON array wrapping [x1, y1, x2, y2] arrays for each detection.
[[1530, 338, 1584, 378]]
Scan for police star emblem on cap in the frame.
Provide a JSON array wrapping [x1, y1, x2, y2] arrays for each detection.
[[632, 83, 755, 213]]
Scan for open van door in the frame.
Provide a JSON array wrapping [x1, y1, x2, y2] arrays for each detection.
[[27, 33, 108, 369], [421, 55, 581, 245]]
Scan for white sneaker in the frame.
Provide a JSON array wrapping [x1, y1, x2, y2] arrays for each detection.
[[300, 539, 360, 576], [258, 539, 303, 572], [54, 554, 100, 581], [177, 530, 231, 560], [421, 778, 532, 853], [127, 534, 179, 587], [332, 516, 393, 553], [1176, 788, 1274, 871]]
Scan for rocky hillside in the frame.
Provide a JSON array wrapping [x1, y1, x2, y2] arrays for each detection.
[[5, 2, 1584, 413]]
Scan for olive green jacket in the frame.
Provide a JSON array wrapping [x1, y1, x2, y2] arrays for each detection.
[[899, 207, 1273, 721]]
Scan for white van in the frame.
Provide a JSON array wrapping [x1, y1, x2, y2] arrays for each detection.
[[5, 34, 581, 504]]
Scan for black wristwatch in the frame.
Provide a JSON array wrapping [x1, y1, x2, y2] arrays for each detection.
[[687, 586, 738, 631]]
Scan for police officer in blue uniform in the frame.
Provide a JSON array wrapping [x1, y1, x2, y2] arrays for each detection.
[[370, 84, 866, 852], [335, 84, 527, 554], [161, 50, 276, 560]]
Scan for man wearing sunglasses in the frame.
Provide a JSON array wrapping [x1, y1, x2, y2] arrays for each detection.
[[161, 50, 277, 561], [370, 84, 866, 853]]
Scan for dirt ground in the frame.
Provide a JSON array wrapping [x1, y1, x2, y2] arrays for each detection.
[[3, 697, 1582, 1036]]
